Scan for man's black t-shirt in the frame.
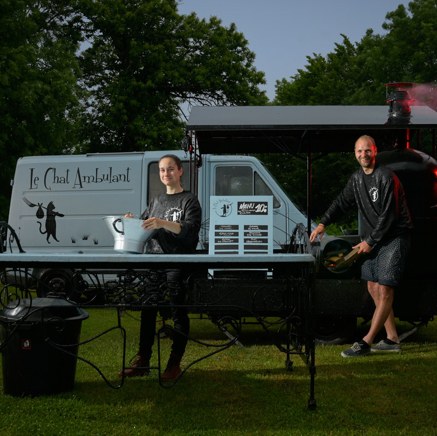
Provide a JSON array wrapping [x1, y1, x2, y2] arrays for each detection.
[[320, 164, 412, 246]]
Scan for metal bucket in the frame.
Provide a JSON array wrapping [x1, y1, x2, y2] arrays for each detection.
[[103, 216, 157, 253]]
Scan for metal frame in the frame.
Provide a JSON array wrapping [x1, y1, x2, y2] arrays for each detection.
[[0, 252, 317, 409], [186, 104, 437, 228]]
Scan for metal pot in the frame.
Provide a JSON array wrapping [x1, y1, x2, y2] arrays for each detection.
[[321, 238, 362, 274], [103, 216, 157, 253]]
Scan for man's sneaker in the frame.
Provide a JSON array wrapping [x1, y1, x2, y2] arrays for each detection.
[[371, 339, 402, 353], [341, 341, 371, 357], [118, 354, 150, 378]]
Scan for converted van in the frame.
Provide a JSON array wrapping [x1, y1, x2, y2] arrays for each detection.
[[7, 150, 308, 255], [6, 146, 437, 345], [5, 103, 437, 345]]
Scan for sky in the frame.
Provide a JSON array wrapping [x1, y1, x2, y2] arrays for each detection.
[[177, 0, 412, 101]]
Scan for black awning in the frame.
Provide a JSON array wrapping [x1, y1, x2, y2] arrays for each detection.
[[186, 105, 437, 154]]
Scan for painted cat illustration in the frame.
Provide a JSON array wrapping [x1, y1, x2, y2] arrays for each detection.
[[37, 201, 63, 243]]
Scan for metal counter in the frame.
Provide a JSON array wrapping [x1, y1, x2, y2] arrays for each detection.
[[0, 252, 317, 409]]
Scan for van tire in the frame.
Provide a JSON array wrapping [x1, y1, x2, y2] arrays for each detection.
[[36, 269, 82, 302], [315, 316, 356, 345]]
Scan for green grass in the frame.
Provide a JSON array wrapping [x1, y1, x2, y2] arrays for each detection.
[[1, 309, 437, 436]]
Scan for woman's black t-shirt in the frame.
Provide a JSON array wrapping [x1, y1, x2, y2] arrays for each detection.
[[140, 191, 201, 254]]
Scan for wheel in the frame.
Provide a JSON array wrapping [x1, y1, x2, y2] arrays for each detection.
[[36, 269, 82, 302], [315, 316, 356, 345]]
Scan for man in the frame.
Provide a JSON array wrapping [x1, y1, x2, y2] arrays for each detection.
[[310, 135, 413, 357]]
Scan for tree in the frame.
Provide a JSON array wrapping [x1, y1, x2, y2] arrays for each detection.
[[271, 0, 437, 221], [275, 1, 437, 108], [0, 0, 84, 219], [271, 36, 358, 219], [77, 0, 268, 152], [0, 0, 267, 219], [351, 1, 437, 108], [274, 35, 357, 106]]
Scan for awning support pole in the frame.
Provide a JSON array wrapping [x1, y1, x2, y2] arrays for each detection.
[[307, 142, 313, 234]]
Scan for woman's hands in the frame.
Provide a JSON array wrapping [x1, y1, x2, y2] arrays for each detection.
[[142, 217, 182, 235], [124, 212, 181, 234], [142, 217, 161, 230]]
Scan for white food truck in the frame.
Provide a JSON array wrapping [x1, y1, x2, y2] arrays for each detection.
[[4, 104, 437, 345]]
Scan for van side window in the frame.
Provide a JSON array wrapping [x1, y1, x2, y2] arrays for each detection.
[[215, 166, 280, 208], [215, 166, 252, 196], [255, 172, 280, 208]]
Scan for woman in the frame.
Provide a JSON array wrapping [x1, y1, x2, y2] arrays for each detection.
[[118, 154, 201, 381]]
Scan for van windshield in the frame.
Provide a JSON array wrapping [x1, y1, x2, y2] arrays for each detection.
[[215, 165, 280, 208]]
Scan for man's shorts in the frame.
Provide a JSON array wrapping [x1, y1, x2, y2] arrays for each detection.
[[361, 234, 411, 287]]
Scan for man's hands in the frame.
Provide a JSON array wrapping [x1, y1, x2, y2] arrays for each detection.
[[353, 240, 372, 254], [310, 223, 372, 254], [310, 223, 325, 243]]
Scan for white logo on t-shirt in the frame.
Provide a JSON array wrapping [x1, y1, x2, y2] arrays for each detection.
[[369, 187, 378, 202], [166, 208, 183, 222]]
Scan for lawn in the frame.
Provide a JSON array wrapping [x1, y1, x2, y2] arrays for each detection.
[[1, 308, 436, 436]]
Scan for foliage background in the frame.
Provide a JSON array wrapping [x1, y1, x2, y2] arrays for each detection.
[[269, 0, 437, 219], [0, 0, 267, 220], [2, 0, 437, 221]]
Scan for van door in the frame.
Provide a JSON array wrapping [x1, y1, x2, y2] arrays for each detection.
[[207, 156, 300, 250], [8, 153, 144, 252]]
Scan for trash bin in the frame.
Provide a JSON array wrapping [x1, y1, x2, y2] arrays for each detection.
[[0, 297, 89, 397]]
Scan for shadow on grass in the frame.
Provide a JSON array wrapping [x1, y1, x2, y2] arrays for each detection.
[[71, 350, 437, 435], [74, 365, 315, 432], [1, 344, 436, 435], [2, 310, 435, 435]]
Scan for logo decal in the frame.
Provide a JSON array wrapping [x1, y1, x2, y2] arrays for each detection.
[[166, 207, 183, 222], [369, 187, 378, 202], [22, 339, 31, 350], [23, 197, 64, 244], [237, 201, 268, 215], [212, 199, 233, 217]]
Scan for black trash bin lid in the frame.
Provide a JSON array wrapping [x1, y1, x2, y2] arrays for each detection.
[[0, 297, 88, 323]]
